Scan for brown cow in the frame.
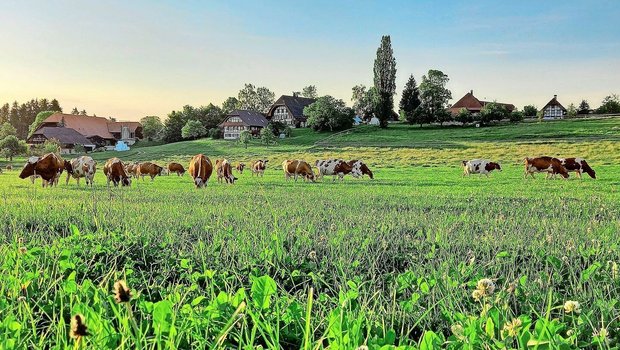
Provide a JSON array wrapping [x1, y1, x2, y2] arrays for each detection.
[[215, 159, 237, 184], [19, 153, 65, 187], [524, 156, 569, 179], [188, 154, 213, 188], [236, 162, 246, 174], [347, 160, 374, 179], [167, 162, 185, 176], [251, 160, 268, 177], [559, 157, 596, 179], [5, 165, 12, 171], [315, 159, 354, 181], [282, 159, 315, 182], [125, 162, 140, 179], [137, 162, 163, 181], [103, 158, 131, 187]]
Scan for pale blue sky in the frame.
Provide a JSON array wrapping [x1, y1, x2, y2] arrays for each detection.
[[0, 0, 618, 120]]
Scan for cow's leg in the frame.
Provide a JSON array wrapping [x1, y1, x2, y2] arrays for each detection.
[[66, 172, 71, 185], [151, 175, 155, 182], [76, 177, 80, 186], [577, 171, 582, 180]]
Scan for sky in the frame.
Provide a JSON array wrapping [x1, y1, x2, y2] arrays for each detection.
[[0, 0, 619, 121]]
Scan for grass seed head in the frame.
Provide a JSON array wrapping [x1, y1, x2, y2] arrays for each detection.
[[70, 314, 89, 339], [114, 280, 132, 303], [563, 300, 581, 314]]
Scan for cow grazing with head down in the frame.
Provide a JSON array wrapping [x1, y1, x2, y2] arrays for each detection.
[[315, 159, 355, 181], [282, 159, 315, 182], [347, 160, 374, 179], [462, 159, 502, 177], [559, 157, 596, 179], [251, 160, 268, 177], [236, 162, 246, 174], [103, 158, 131, 187], [137, 162, 163, 181], [188, 154, 213, 188], [19, 153, 65, 187], [216, 159, 237, 184], [125, 162, 140, 179], [524, 156, 569, 179], [167, 162, 185, 176], [66, 156, 97, 186]]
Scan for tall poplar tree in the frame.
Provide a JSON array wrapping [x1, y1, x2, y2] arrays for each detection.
[[373, 35, 397, 128]]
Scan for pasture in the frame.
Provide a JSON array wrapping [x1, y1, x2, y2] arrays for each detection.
[[1, 118, 620, 349]]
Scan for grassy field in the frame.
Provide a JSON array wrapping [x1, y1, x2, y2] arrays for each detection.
[[1, 118, 620, 349]]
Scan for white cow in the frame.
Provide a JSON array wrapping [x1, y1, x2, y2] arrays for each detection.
[[66, 156, 97, 186], [462, 159, 502, 177]]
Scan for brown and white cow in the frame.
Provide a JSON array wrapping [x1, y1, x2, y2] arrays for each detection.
[[167, 162, 185, 176], [137, 162, 163, 181], [236, 162, 246, 174], [215, 159, 237, 184], [347, 160, 374, 179], [558, 157, 596, 179], [103, 158, 131, 187], [524, 156, 569, 179], [125, 162, 140, 179], [315, 159, 355, 181], [188, 154, 213, 188], [19, 153, 65, 187], [251, 160, 268, 177], [282, 159, 315, 182], [66, 156, 97, 186], [462, 159, 502, 177]]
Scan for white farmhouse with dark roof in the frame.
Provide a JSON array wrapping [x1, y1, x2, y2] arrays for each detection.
[[266, 93, 316, 128], [542, 95, 567, 119], [219, 110, 269, 140]]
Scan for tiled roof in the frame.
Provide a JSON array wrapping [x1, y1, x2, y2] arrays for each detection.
[[29, 127, 95, 145], [267, 95, 317, 120]]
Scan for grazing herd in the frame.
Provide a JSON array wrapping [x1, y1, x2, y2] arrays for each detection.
[[462, 156, 596, 179], [7, 152, 597, 188]]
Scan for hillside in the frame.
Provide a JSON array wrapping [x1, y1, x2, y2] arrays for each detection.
[[88, 117, 620, 167]]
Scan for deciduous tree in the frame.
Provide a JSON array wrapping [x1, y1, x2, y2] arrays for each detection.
[[373, 35, 397, 128], [301, 85, 318, 99], [140, 116, 164, 140], [305, 96, 354, 132], [0, 135, 27, 161], [523, 105, 537, 117], [418, 70, 452, 125], [238, 84, 275, 113], [181, 120, 207, 140]]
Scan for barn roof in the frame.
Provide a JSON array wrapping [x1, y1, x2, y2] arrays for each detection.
[[450, 91, 515, 114], [39, 113, 141, 140], [29, 127, 95, 146], [223, 110, 269, 127], [267, 95, 317, 120], [542, 95, 566, 111]]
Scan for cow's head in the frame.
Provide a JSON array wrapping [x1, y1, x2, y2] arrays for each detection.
[[359, 162, 373, 179], [194, 177, 204, 188], [64, 160, 75, 174], [305, 173, 316, 182], [488, 162, 501, 171], [19, 157, 39, 179], [122, 176, 131, 186]]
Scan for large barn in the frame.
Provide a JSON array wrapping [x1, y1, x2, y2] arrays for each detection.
[[449, 90, 515, 116], [27, 113, 142, 153]]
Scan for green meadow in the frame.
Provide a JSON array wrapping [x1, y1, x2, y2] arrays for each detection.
[[1, 118, 620, 349]]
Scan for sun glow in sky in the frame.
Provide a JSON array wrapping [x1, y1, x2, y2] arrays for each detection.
[[1, 0, 619, 121]]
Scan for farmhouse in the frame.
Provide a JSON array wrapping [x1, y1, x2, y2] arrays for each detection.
[[28, 113, 142, 152], [542, 95, 567, 119], [220, 110, 269, 140], [266, 94, 316, 128], [449, 90, 515, 116], [28, 127, 96, 153]]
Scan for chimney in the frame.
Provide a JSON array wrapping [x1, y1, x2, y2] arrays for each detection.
[[292, 92, 299, 97], [554, 94, 557, 99], [470, 90, 473, 95]]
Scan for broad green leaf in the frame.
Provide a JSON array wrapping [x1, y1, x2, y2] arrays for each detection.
[[251, 275, 277, 310]]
